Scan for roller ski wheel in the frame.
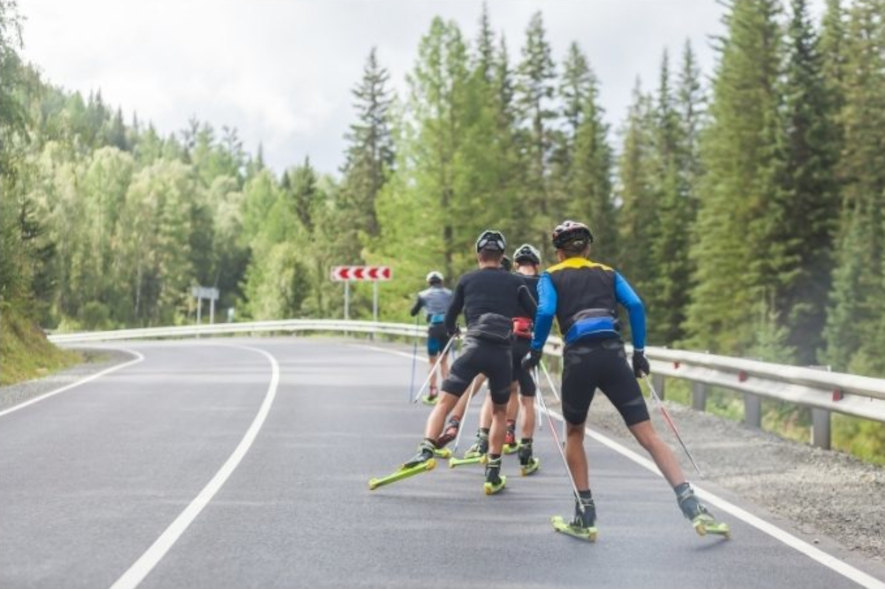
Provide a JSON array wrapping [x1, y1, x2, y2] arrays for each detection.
[[433, 447, 452, 459], [520, 457, 540, 476], [449, 454, 485, 468], [502, 443, 520, 455], [483, 475, 506, 495], [551, 515, 597, 542], [368, 459, 436, 490], [421, 394, 439, 406], [692, 515, 731, 539]]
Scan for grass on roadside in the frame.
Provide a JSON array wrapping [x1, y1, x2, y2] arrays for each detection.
[[0, 308, 80, 386]]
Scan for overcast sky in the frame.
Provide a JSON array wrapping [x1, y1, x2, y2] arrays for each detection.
[[17, 0, 824, 175]]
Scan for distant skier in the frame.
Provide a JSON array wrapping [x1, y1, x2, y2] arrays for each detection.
[[403, 230, 536, 495], [410, 270, 453, 404], [523, 220, 727, 539]]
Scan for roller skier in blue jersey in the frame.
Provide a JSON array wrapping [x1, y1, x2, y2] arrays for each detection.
[[410, 271, 453, 404], [522, 220, 728, 539]]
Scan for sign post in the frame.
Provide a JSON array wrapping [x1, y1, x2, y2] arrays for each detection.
[[330, 266, 393, 323], [191, 286, 220, 325]]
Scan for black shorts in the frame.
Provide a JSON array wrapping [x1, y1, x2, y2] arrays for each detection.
[[441, 336, 512, 404], [561, 339, 649, 426], [511, 337, 536, 397]]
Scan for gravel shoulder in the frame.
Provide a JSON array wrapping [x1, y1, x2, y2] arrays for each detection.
[[0, 348, 135, 413], [545, 387, 885, 568]]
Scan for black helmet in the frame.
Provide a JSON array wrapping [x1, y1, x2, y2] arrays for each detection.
[[475, 229, 506, 252], [513, 243, 541, 265], [552, 220, 594, 249], [501, 255, 512, 272], [426, 270, 443, 285]]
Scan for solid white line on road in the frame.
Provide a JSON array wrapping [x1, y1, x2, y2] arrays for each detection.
[[0, 348, 145, 419], [109, 345, 281, 589], [363, 343, 885, 589]]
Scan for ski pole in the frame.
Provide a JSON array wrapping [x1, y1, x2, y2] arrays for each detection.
[[408, 316, 419, 402], [539, 360, 566, 441], [411, 335, 458, 403], [531, 368, 586, 515], [644, 375, 703, 477]]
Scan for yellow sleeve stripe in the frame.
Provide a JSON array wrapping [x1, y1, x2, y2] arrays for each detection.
[[547, 257, 613, 273]]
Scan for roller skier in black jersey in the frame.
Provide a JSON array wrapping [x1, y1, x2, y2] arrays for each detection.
[[371, 230, 536, 494]]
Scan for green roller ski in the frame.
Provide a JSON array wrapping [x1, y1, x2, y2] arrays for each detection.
[[448, 454, 486, 468], [421, 395, 439, 406], [520, 457, 540, 476], [693, 515, 731, 539], [551, 515, 597, 542], [502, 443, 520, 455], [484, 475, 506, 495], [434, 447, 452, 459], [368, 458, 436, 490]]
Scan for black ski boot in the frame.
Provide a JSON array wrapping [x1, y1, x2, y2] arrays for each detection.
[[675, 482, 729, 537], [483, 454, 506, 495], [402, 439, 436, 469], [465, 429, 489, 459], [518, 439, 540, 476]]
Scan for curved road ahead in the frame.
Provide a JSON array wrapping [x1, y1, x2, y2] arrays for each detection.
[[1, 338, 883, 589]]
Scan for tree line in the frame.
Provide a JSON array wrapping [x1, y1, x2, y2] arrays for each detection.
[[2, 0, 885, 379]]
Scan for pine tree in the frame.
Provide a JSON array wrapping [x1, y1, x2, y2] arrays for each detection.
[[822, 0, 885, 373], [616, 80, 657, 293], [515, 12, 557, 245], [778, 0, 840, 363], [339, 47, 395, 258], [685, 0, 787, 354]]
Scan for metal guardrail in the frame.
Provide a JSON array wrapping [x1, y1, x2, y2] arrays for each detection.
[[49, 319, 885, 449]]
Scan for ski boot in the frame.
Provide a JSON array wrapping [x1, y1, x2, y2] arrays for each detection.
[[464, 431, 489, 459], [503, 421, 518, 454], [483, 455, 506, 495], [551, 492, 597, 542], [676, 483, 730, 538], [402, 439, 437, 469], [422, 385, 439, 405], [435, 417, 461, 448], [517, 439, 540, 476]]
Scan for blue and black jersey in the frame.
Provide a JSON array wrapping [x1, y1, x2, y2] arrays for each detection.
[[531, 257, 646, 351]]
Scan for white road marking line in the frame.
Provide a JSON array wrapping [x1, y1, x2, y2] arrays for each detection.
[[363, 343, 885, 589], [0, 349, 145, 419], [109, 345, 281, 589]]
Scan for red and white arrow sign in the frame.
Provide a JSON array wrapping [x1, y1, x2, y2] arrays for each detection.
[[330, 266, 393, 282]]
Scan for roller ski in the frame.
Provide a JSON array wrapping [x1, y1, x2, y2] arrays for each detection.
[[449, 453, 486, 468], [421, 386, 440, 405], [483, 456, 506, 495], [518, 441, 540, 476], [552, 494, 597, 542], [368, 441, 437, 490], [463, 431, 488, 459], [677, 483, 731, 538]]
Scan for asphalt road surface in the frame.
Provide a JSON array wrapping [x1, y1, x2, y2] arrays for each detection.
[[1, 337, 883, 589]]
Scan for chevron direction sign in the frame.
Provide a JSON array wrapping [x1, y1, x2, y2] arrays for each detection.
[[330, 266, 393, 281]]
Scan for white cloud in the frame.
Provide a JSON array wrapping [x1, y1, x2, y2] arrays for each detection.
[[16, 0, 825, 174]]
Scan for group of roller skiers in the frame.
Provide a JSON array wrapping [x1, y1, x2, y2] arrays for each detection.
[[398, 220, 727, 540]]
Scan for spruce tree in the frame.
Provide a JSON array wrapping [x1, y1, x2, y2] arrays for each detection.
[[685, 0, 787, 354], [339, 47, 395, 257], [779, 0, 840, 363], [822, 0, 885, 373]]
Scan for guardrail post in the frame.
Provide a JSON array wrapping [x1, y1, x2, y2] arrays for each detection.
[[692, 382, 707, 411], [811, 408, 831, 450], [744, 393, 762, 428], [652, 374, 665, 400]]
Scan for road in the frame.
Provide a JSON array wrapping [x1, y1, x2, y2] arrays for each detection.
[[0, 337, 882, 589]]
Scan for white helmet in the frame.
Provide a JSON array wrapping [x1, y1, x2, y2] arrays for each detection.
[[426, 271, 444, 284]]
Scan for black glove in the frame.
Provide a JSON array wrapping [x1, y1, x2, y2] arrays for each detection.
[[447, 325, 461, 338], [632, 349, 650, 378], [522, 348, 543, 371]]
